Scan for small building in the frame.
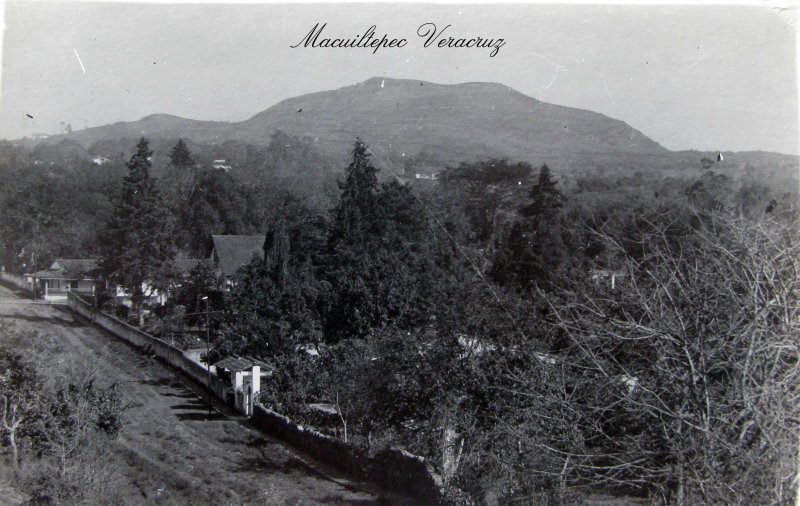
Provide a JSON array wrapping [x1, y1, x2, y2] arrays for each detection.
[[30, 258, 98, 301], [208, 235, 264, 285], [212, 159, 232, 171], [590, 269, 626, 290], [92, 156, 111, 166], [212, 356, 272, 416], [113, 257, 203, 308], [112, 281, 167, 307]]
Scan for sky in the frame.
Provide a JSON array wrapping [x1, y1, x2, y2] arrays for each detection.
[[1, 1, 798, 155]]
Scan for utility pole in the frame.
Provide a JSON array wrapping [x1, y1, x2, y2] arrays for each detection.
[[202, 295, 212, 418], [31, 250, 37, 300], [201, 295, 210, 388]]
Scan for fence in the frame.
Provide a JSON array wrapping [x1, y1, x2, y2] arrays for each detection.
[[0, 271, 33, 294], [65, 292, 445, 504]]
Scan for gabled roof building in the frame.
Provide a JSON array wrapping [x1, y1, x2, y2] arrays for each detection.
[[30, 258, 99, 301], [209, 234, 264, 281]]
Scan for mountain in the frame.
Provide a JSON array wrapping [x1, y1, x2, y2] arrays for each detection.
[[239, 77, 667, 161], [26, 77, 668, 170]]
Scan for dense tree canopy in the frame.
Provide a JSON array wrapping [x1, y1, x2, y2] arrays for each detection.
[[0, 132, 797, 505], [97, 138, 176, 324]]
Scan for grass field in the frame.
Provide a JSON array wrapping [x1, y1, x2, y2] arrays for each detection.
[[0, 283, 397, 505]]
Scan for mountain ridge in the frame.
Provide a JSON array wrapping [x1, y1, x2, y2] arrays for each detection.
[[23, 77, 670, 167]]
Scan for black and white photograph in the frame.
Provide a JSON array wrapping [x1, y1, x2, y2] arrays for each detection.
[[0, 1, 798, 504]]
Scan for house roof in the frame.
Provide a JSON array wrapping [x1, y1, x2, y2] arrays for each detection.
[[210, 235, 264, 277], [173, 258, 202, 274], [33, 259, 98, 280], [51, 259, 98, 276], [213, 355, 272, 373]]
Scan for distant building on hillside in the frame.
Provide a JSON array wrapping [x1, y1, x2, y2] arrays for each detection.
[[590, 268, 626, 290], [208, 234, 264, 285], [212, 159, 232, 171], [415, 172, 439, 180], [92, 156, 111, 166]]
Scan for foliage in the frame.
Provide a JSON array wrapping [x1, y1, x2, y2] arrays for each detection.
[[97, 138, 176, 324], [545, 213, 799, 505], [0, 342, 127, 506], [2, 132, 797, 504], [492, 164, 572, 290], [173, 166, 266, 256], [0, 350, 42, 467], [440, 159, 532, 249], [320, 140, 431, 342]]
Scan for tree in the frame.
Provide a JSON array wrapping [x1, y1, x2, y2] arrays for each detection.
[[492, 165, 568, 290], [35, 375, 124, 479], [440, 159, 532, 253], [520, 165, 563, 220], [168, 138, 195, 169], [0, 349, 41, 467], [175, 167, 263, 255], [217, 197, 329, 360], [165, 259, 223, 343], [330, 138, 380, 245], [543, 214, 800, 504], [26, 371, 125, 505], [162, 138, 198, 205], [97, 138, 176, 325], [321, 140, 432, 342]]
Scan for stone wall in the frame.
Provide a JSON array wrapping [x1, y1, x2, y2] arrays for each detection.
[[250, 405, 443, 504], [66, 292, 444, 504], [68, 293, 230, 401]]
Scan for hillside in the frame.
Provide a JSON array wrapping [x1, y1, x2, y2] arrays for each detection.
[[16, 77, 798, 186], [26, 78, 667, 167], [239, 77, 667, 162]]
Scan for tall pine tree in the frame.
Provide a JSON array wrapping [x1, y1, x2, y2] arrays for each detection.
[[321, 139, 431, 342], [98, 138, 175, 325], [492, 165, 566, 290], [162, 138, 197, 202], [330, 138, 380, 245]]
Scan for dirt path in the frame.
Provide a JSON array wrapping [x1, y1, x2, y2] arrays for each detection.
[[0, 284, 390, 505]]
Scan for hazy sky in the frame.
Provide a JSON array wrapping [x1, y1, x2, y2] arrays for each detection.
[[1, 2, 798, 154]]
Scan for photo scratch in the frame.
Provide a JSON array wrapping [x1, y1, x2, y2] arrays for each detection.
[[528, 52, 566, 99], [600, 75, 615, 106], [73, 48, 87, 75]]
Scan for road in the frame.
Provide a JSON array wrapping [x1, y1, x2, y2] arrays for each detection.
[[0, 283, 391, 505]]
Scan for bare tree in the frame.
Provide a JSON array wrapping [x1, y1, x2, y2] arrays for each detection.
[[537, 213, 799, 504], [0, 350, 41, 468]]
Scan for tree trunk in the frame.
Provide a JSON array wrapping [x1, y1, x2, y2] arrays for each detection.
[[794, 432, 800, 506], [676, 461, 685, 506], [2, 398, 21, 468], [133, 283, 145, 326], [8, 427, 18, 468], [442, 425, 461, 482], [59, 448, 67, 479]]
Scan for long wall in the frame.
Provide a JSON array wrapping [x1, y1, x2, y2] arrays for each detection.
[[250, 406, 443, 504], [68, 293, 230, 400], [65, 292, 445, 504], [0, 271, 33, 294]]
